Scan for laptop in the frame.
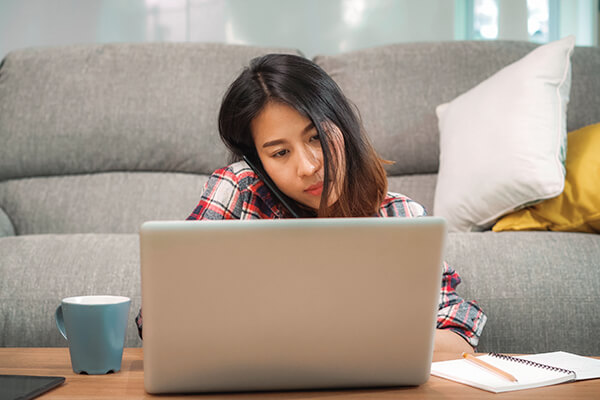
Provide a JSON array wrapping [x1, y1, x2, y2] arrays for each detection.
[[139, 216, 446, 393]]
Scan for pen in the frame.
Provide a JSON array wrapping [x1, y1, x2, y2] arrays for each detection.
[[462, 352, 519, 383]]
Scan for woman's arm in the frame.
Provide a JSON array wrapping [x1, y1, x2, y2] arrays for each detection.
[[187, 165, 245, 220], [434, 328, 474, 354], [437, 261, 487, 349], [379, 194, 488, 350]]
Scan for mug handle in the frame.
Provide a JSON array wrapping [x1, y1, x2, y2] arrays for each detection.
[[55, 305, 68, 340]]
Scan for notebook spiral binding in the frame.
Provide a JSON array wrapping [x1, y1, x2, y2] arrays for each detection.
[[488, 353, 577, 378]]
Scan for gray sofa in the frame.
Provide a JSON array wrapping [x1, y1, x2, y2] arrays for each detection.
[[1, 41, 599, 354]]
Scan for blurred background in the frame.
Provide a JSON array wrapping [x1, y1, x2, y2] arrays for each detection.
[[0, 0, 598, 60]]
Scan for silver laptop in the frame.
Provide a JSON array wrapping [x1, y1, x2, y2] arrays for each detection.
[[140, 217, 446, 393]]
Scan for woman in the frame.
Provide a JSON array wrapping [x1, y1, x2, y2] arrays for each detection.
[[137, 54, 486, 353]]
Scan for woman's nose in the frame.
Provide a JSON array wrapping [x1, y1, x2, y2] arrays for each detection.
[[297, 147, 322, 177]]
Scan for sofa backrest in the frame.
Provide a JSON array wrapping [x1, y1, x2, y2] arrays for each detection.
[[0, 43, 302, 235], [1, 41, 599, 234]]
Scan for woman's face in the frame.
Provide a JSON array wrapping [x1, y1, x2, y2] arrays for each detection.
[[250, 102, 344, 211]]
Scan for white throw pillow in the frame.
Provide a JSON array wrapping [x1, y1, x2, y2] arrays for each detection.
[[434, 36, 575, 232]]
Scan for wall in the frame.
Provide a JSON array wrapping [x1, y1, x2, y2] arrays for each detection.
[[0, 0, 454, 60], [0, 0, 597, 61]]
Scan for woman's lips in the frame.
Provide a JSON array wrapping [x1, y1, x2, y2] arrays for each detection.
[[304, 182, 323, 196]]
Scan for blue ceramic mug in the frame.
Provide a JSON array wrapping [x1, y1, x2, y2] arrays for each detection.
[[55, 295, 130, 374]]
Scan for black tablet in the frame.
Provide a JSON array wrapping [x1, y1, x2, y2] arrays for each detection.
[[0, 375, 65, 400]]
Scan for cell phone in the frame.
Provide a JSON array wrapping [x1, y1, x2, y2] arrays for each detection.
[[242, 155, 300, 218], [0, 375, 65, 400]]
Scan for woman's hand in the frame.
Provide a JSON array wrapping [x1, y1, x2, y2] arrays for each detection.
[[434, 329, 474, 354]]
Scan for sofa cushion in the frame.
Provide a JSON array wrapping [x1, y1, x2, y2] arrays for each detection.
[[3, 230, 599, 354], [434, 36, 574, 232], [0, 172, 208, 235], [313, 41, 600, 179], [0, 234, 141, 347], [493, 123, 600, 233], [0, 43, 302, 182], [446, 231, 600, 355]]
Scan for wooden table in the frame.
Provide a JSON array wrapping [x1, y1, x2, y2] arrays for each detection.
[[1, 348, 598, 399]]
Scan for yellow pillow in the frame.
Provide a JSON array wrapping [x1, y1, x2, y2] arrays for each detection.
[[493, 123, 600, 233]]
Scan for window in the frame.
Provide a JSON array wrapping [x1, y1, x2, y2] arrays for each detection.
[[473, 0, 498, 40], [527, 0, 560, 43], [458, 0, 582, 44]]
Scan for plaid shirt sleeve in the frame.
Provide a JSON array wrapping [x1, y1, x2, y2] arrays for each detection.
[[437, 261, 487, 348], [187, 162, 283, 220], [135, 308, 143, 339], [380, 192, 487, 348]]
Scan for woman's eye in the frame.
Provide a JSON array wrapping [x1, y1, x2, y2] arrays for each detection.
[[273, 149, 288, 158], [310, 134, 320, 142]]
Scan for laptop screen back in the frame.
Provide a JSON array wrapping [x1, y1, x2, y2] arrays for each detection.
[[140, 217, 446, 393]]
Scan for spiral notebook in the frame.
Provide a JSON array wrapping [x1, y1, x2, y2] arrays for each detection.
[[431, 351, 600, 393]]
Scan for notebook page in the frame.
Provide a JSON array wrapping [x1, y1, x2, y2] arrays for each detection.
[[517, 351, 600, 380], [431, 354, 574, 393]]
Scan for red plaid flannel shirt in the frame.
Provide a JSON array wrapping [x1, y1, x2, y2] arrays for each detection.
[[136, 161, 487, 347]]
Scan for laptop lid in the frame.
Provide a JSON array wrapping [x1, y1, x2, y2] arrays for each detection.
[[140, 217, 446, 393]]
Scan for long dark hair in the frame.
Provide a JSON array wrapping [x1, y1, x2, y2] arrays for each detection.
[[218, 53, 388, 217]]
